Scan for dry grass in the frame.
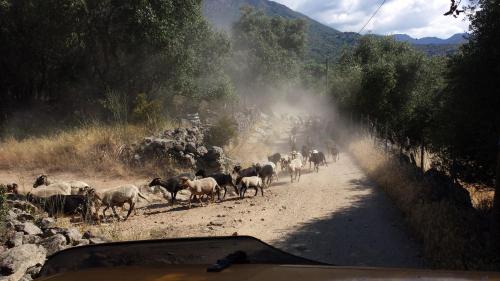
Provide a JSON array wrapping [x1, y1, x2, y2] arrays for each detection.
[[348, 137, 493, 270], [0, 122, 175, 176]]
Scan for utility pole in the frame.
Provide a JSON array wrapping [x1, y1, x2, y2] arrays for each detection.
[[325, 57, 329, 95]]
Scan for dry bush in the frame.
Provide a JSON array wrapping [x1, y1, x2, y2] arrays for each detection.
[[0, 123, 174, 175], [348, 137, 491, 270]]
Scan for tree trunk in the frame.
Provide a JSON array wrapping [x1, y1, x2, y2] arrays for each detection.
[[420, 141, 425, 175]]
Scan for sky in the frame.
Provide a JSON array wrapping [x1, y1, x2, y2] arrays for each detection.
[[272, 0, 470, 38]]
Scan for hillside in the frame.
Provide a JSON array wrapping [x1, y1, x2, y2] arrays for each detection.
[[202, 0, 359, 62], [202, 0, 463, 59]]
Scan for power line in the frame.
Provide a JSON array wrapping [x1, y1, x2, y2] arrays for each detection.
[[357, 0, 387, 35]]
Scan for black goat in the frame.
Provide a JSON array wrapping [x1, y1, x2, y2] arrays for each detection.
[[267, 153, 281, 165], [148, 173, 195, 204], [28, 194, 94, 222]]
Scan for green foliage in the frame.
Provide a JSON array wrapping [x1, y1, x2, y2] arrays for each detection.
[[332, 36, 445, 147], [0, 0, 233, 133], [205, 116, 238, 147], [230, 6, 306, 94], [432, 0, 500, 182], [131, 93, 163, 128]]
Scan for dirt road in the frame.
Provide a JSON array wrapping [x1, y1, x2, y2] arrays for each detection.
[[1, 118, 424, 268]]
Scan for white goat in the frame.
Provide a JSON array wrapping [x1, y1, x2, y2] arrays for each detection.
[[239, 176, 264, 198], [96, 184, 148, 220], [179, 177, 219, 208], [288, 158, 302, 183]]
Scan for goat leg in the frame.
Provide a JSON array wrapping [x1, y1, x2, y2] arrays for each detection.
[[111, 206, 121, 221], [232, 183, 239, 196], [125, 202, 134, 220]]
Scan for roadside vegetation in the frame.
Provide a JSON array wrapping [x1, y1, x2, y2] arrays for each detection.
[[328, 0, 499, 269]]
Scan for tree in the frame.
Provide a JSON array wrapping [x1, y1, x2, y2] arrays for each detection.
[[0, 0, 233, 135], [230, 6, 306, 97]]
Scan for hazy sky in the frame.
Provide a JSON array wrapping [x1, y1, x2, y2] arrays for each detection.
[[273, 0, 469, 38]]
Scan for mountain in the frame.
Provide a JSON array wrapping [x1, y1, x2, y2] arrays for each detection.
[[202, 0, 359, 62], [393, 33, 468, 45], [202, 0, 463, 59]]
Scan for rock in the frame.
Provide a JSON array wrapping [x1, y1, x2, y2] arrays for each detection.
[[5, 219, 21, 230], [75, 239, 90, 246], [40, 234, 68, 256], [232, 232, 238, 236], [6, 200, 38, 213], [23, 235, 41, 245], [196, 146, 208, 156], [181, 154, 196, 167], [205, 146, 223, 160], [185, 142, 197, 154], [15, 222, 42, 236], [208, 220, 224, 227], [62, 228, 82, 245], [19, 274, 33, 281], [174, 143, 185, 152], [82, 230, 95, 239], [0, 244, 46, 281], [16, 213, 35, 222], [261, 218, 265, 221], [26, 265, 41, 278], [43, 227, 64, 237], [89, 237, 106, 245], [6, 210, 17, 221], [7, 232, 24, 248], [37, 217, 55, 230]]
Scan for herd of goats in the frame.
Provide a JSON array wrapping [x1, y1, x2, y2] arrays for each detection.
[[2, 117, 340, 224]]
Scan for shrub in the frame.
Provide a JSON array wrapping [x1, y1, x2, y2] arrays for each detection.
[[205, 116, 237, 147], [0, 186, 8, 223]]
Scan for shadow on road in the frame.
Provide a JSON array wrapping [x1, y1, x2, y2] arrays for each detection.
[[273, 175, 424, 268]]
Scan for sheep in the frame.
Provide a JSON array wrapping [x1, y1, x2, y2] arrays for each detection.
[[291, 151, 304, 164], [30, 182, 72, 197], [309, 150, 320, 172], [178, 177, 219, 208], [148, 173, 195, 205], [328, 143, 339, 162], [288, 158, 302, 182], [301, 145, 310, 163], [239, 176, 264, 198], [195, 169, 238, 200], [280, 155, 291, 172], [232, 164, 260, 185], [258, 162, 278, 187], [96, 184, 149, 220], [318, 151, 328, 166], [33, 174, 90, 195]]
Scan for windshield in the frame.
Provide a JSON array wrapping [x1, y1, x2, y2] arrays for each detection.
[[1, 0, 499, 279]]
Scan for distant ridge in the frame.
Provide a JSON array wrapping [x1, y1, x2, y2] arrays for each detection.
[[202, 0, 466, 59], [392, 33, 468, 45]]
